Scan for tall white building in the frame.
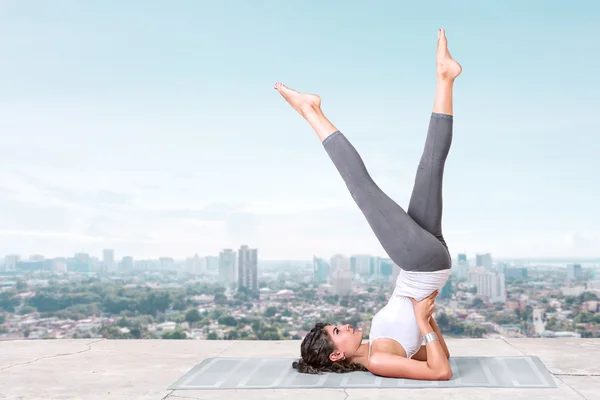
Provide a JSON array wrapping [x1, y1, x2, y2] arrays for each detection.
[[351, 255, 371, 277], [238, 245, 258, 291], [567, 264, 583, 281], [469, 267, 506, 303], [185, 254, 203, 275], [103, 249, 116, 272], [475, 253, 493, 270], [333, 268, 353, 296], [219, 249, 237, 285], [121, 256, 134, 271], [2, 255, 19, 272], [330, 254, 350, 274]]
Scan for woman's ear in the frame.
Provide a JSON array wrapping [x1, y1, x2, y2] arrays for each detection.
[[329, 351, 344, 362]]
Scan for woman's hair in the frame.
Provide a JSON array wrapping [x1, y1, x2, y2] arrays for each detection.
[[292, 322, 367, 374]]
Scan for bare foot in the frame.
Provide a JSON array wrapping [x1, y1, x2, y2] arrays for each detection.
[[274, 82, 321, 117], [436, 28, 462, 81]]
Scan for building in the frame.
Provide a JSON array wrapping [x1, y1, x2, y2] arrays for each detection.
[[333, 268, 353, 297], [237, 245, 258, 291], [454, 253, 469, 281], [219, 249, 236, 285], [350, 255, 371, 277], [469, 267, 506, 303], [475, 253, 493, 270], [330, 254, 350, 274], [102, 249, 116, 272], [567, 264, 583, 281], [440, 277, 454, 300], [2, 255, 19, 272], [313, 256, 330, 283], [377, 258, 394, 282], [120, 256, 134, 271]]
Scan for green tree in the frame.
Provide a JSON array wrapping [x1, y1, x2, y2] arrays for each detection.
[[471, 298, 484, 309], [185, 308, 202, 324], [18, 305, 37, 315], [264, 307, 278, 318], [214, 293, 228, 305], [162, 328, 187, 339], [16, 280, 28, 292], [218, 315, 238, 327], [207, 332, 218, 340], [0, 291, 20, 313]]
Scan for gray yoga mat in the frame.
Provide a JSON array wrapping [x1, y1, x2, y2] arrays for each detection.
[[169, 356, 557, 390]]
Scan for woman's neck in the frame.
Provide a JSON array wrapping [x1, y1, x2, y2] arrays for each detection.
[[349, 342, 371, 367]]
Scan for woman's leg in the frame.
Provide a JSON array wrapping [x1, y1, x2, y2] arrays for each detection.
[[274, 82, 448, 272], [407, 28, 462, 249]]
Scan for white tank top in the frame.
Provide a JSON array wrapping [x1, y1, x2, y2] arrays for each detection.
[[369, 268, 451, 359]]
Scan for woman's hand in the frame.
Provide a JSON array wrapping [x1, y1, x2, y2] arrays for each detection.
[[409, 290, 439, 322]]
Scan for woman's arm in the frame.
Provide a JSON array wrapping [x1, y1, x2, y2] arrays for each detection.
[[413, 317, 450, 361], [430, 317, 450, 358], [368, 318, 452, 380]]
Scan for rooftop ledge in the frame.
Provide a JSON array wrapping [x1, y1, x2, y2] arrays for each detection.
[[0, 338, 598, 400]]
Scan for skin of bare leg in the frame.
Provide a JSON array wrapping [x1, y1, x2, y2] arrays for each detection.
[[433, 28, 462, 115], [274, 82, 339, 143]]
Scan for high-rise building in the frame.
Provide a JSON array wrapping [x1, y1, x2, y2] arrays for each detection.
[[333, 268, 353, 296], [330, 254, 350, 273], [455, 253, 469, 281], [2, 255, 19, 272], [440, 277, 454, 300], [567, 264, 583, 281], [351, 255, 371, 277], [103, 249, 116, 272], [159, 257, 175, 271], [469, 267, 506, 303], [120, 256, 134, 271], [476, 253, 493, 270], [205, 256, 219, 273], [313, 256, 330, 283], [72, 253, 90, 273], [238, 245, 258, 291], [219, 249, 236, 284], [378, 258, 394, 282]]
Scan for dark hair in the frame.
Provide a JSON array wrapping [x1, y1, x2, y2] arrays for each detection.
[[292, 322, 367, 374]]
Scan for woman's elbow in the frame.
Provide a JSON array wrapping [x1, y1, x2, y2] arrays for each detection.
[[437, 367, 453, 381]]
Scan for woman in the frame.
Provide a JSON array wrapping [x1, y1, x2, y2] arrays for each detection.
[[274, 28, 461, 381]]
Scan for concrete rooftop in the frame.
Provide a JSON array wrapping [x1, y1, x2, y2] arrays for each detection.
[[0, 338, 598, 400]]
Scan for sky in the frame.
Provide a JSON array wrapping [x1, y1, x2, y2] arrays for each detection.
[[0, 0, 599, 261]]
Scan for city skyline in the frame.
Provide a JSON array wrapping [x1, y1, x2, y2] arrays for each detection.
[[1, 1, 599, 259]]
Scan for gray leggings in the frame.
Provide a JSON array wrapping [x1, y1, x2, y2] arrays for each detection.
[[323, 113, 453, 272]]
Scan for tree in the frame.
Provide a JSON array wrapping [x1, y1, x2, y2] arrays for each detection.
[[218, 315, 237, 327], [18, 305, 36, 315], [185, 308, 202, 324], [0, 291, 21, 313], [16, 280, 28, 292], [162, 328, 187, 339], [470, 298, 484, 308], [436, 312, 450, 331], [207, 332, 218, 340], [214, 293, 228, 305], [264, 307, 278, 318]]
